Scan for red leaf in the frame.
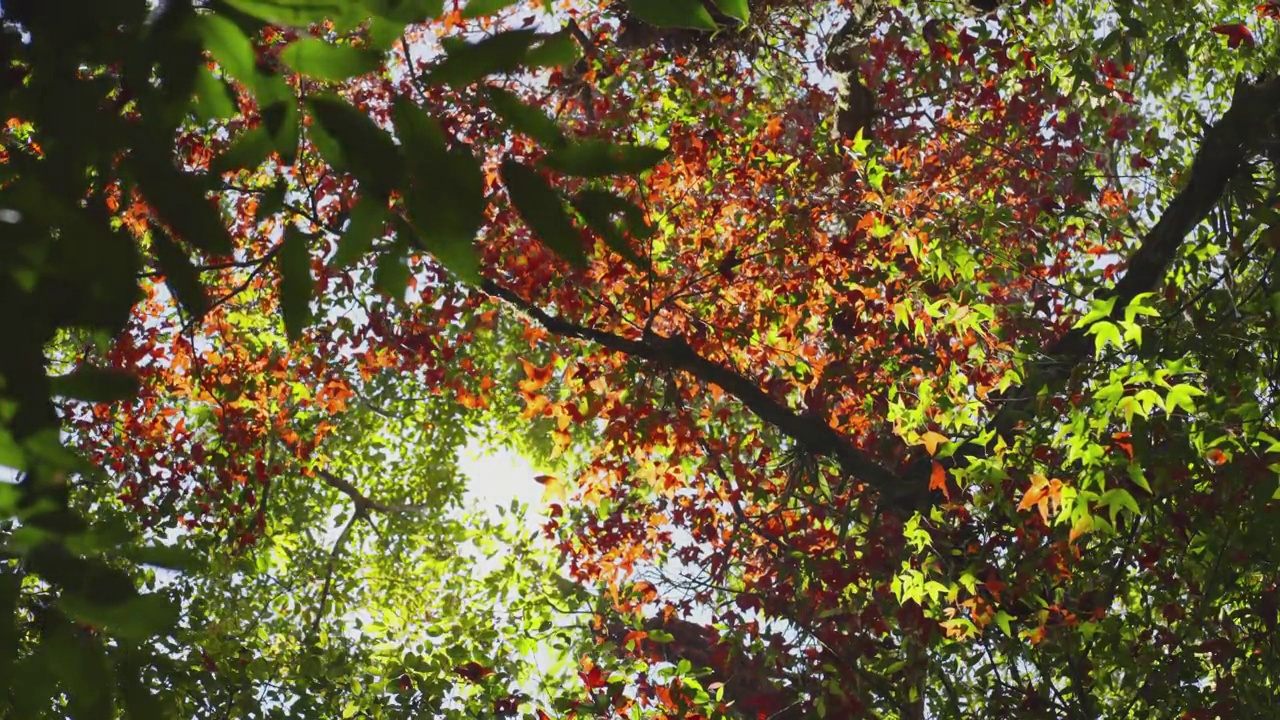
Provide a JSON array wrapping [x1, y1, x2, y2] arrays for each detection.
[[453, 661, 493, 683], [1212, 23, 1256, 48], [579, 659, 607, 690]]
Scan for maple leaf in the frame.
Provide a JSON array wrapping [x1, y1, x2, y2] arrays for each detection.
[[929, 461, 950, 501], [764, 116, 784, 140], [535, 474, 568, 503], [1017, 473, 1064, 522], [1211, 23, 1256, 48], [653, 685, 678, 710], [453, 661, 493, 683], [518, 359, 553, 395], [578, 658, 607, 690], [919, 431, 948, 456]]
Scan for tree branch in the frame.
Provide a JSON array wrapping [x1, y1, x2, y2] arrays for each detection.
[[316, 469, 430, 516], [309, 509, 360, 640], [484, 76, 1280, 517], [978, 74, 1280, 448], [480, 280, 902, 494]]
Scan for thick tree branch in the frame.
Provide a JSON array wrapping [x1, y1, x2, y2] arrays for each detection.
[[485, 75, 1280, 516], [825, 1, 885, 141], [979, 75, 1280, 447], [481, 280, 902, 494]]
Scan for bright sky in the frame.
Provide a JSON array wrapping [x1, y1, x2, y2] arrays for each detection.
[[457, 438, 547, 522]]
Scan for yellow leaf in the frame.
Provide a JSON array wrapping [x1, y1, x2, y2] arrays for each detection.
[[920, 431, 949, 456], [534, 474, 567, 504], [1069, 513, 1094, 543]]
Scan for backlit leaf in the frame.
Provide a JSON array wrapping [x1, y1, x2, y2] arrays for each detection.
[[280, 38, 383, 82], [542, 139, 668, 178], [712, 0, 750, 23], [501, 159, 587, 267], [627, 0, 718, 30], [428, 30, 538, 86]]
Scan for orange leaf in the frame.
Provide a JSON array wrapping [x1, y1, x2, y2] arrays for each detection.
[[929, 461, 950, 501], [1017, 473, 1064, 522], [1016, 477, 1049, 514], [518, 359, 553, 395], [654, 685, 678, 710]]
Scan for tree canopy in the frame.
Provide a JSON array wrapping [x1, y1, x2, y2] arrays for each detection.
[[3, 0, 1280, 717]]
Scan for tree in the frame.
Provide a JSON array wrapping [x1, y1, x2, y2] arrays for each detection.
[[3, 0, 1280, 718]]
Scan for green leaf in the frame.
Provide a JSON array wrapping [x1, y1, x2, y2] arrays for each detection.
[[1127, 462, 1151, 493], [484, 87, 566, 147], [132, 144, 234, 256], [190, 66, 237, 123], [542, 139, 668, 177], [392, 98, 485, 283], [366, 0, 446, 22], [428, 30, 538, 86], [627, 0, 718, 30], [1165, 383, 1204, 415], [374, 233, 412, 297], [995, 610, 1014, 636], [525, 31, 580, 69], [124, 544, 207, 573], [211, 124, 275, 175], [151, 230, 210, 321], [43, 620, 112, 713], [1088, 320, 1123, 357], [366, 15, 411, 50], [307, 96, 402, 199], [257, 179, 289, 218], [59, 593, 180, 641], [192, 13, 258, 82], [224, 0, 365, 29], [501, 159, 587, 267], [1074, 296, 1118, 328], [570, 189, 650, 267], [712, 0, 750, 23], [49, 367, 139, 404], [280, 38, 383, 82], [1098, 488, 1140, 526], [332, 198, 390, 269], [0, 431, 22, 471], [462, 0, 518, 18], [278, 227, 314, 341]]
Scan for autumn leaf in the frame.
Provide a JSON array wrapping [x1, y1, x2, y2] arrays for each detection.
[[929, 461, 950, 501], [1212, 23, 1256, 48], [518, 359, 554, 395], [919, 431, 949, 456], [1017, 474, 1064, 523], [535, 474, 567, 504], [453, 661, 494, 683]]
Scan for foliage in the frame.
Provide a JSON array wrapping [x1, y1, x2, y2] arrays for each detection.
[[4, 0, 1280, 718]]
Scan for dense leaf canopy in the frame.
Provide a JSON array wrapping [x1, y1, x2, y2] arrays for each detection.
[[3, 0, 1280, 718]]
